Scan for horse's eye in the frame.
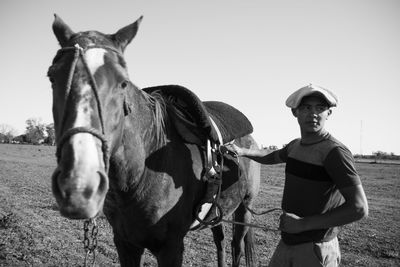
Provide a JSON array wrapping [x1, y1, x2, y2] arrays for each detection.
[[120, 81, 129, 89]]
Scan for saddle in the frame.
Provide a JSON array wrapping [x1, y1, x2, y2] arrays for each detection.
[[142, 85, 253, 229], [142, 85, 253, 145]]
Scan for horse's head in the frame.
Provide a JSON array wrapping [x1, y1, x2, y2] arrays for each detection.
[[48, 15, 142, 219]]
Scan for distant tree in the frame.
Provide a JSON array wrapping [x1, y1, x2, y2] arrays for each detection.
[[0, 124, 17, 143], [13, 134, 27, 144], [45, 123, 55, 145], [0, 133, 6, 143], [372, 151, 400, 161], [373, 151, 386, 156], [25, 118, 46, 145]]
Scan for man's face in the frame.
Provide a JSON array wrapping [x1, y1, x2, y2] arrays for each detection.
[[292, 95, 332, 134]]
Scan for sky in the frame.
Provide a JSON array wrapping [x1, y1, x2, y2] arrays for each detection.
[[1, 0, 399, 155]]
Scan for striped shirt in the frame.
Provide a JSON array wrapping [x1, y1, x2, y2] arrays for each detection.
[[277, 133, 360, 245]]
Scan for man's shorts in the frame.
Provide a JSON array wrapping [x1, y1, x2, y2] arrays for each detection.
[[268, 237, 341, 267]]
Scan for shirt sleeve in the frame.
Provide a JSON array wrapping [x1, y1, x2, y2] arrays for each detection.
[[324, 146, 361, 189], [277, 145, 288, 162], [278, 139, 298, 163]]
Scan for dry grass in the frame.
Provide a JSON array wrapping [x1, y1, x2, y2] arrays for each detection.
[[0, 144, 399, 266]]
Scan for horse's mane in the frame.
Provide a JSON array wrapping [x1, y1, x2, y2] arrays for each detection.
[[141, 90, 168, 146]]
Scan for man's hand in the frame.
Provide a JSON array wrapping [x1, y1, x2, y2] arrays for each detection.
[[221, 143, 242, 156], [279, 211, 305, 233]]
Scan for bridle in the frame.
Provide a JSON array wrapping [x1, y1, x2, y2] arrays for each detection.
[[54, 43, 123, 172], [53, 43, 126, 266]]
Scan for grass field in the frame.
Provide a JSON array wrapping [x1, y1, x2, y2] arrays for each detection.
[[0, 144, 399, 266]]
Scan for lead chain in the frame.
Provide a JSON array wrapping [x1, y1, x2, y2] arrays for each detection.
[[83, 218, 98, 267]]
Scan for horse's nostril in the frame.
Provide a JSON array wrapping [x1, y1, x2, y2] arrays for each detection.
[[97, 171, 109, 195], [83, 187, 94, 199], [51, 168, 63, 198]]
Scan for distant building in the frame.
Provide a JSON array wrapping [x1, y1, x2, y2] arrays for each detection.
[[260, 144, 279, 151], [268, 145, 278, 151]]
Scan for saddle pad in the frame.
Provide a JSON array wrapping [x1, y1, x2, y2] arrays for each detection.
[[204, 101, 253, 143]]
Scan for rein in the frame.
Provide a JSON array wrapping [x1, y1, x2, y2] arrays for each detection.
[[54, 43, 123, 266]]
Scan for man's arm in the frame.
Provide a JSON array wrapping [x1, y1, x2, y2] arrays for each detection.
[[280, 184, 369, 233], [280, 145, 369, 233], [223, 143, 283, 165]]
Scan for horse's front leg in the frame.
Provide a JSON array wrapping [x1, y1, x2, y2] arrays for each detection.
[[114, 236, 144, 267], [211, 224, 227, 267], [155, 237, 184, 267]]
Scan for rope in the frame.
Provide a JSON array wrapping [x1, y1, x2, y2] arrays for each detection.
[[80, 49, 107, 134], [56, 127, 110, 171], [59, 46, 81, 133], [221, 218, 280, 232]]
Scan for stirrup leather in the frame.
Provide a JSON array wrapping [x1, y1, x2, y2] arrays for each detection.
[[190, 117, 224, 230]]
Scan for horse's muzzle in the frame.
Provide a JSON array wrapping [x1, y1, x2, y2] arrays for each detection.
[[51, 167, 109, 219]]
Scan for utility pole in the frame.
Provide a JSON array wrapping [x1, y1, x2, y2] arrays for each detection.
[[360, 120, 363, 155]]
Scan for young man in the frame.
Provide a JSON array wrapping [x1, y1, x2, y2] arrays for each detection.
[[224, 84, 368, 267]]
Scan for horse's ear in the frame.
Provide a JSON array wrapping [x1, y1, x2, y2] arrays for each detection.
[[52, 14, 74, 47], [112, 16, 143, 52]]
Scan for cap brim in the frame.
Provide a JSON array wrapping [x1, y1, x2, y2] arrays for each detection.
[[286, 85, 338, 108]]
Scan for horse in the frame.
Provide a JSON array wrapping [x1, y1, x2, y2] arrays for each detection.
[[48, 14, 261, 267]]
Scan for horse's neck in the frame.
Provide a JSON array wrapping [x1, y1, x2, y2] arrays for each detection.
[[110, 89, 167, 188], [124, 90, 164, 149]]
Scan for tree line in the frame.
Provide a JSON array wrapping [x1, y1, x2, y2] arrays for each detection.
[[354, 152, 400, 161], [1, 120, 399, 158], [0, 118, 55, 145]]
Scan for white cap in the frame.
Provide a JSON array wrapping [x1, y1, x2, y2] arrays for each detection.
[[285, 84, 338, 108]]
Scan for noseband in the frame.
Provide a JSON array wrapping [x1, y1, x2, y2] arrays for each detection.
[[55, 44, 123, 172]]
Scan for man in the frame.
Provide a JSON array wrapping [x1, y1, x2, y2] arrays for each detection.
[[224, 84, 368, 266]]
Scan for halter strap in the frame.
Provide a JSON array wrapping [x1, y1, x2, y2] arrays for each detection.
[[55, 44, 121, 172]]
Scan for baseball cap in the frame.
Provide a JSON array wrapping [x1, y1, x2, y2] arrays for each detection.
[[285, 84, 338, 108]]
